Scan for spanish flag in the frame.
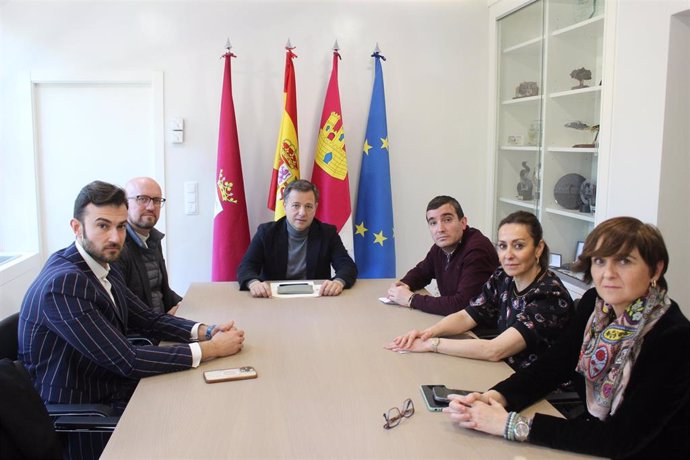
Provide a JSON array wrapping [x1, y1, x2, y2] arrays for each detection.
[[311, 48, 352, 250], [268, 45, 300, 220]]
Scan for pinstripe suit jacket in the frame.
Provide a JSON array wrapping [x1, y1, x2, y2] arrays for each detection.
[[18, 243, 196, 411]]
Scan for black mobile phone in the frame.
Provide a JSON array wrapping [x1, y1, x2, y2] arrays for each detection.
[[419, 385, 448, 412], [432, 385, 475, 403]]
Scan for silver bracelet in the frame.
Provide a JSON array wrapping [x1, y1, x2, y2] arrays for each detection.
[[407, 293, 416, 307], [504, 411, 517, 440]]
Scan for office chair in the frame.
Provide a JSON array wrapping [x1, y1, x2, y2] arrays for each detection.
[[545, 298, 586, 420], [0, 312, 119, 435], [0, 357, 62, 459], [0, 311, 19, 361]]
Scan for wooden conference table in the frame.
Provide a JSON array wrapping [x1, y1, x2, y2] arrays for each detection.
[[102, 279, 595, 459]]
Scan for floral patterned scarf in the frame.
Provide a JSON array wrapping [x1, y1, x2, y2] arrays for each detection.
[[576, 286, 671, 420]]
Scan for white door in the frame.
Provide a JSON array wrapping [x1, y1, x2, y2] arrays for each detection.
[[33, 77, 163, 257]]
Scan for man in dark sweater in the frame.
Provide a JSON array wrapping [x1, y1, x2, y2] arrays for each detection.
[[237, 180, 357, 298], [387, 196, 498, 315], [113, 177, 182, 315]]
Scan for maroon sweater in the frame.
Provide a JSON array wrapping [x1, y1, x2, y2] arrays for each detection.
[[400, 227, 499, 315]]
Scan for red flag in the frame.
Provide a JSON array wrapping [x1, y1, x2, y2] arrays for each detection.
[[268, 47, 300, 220], [311, 50, 352, 237], [212, 50, 250, 281]]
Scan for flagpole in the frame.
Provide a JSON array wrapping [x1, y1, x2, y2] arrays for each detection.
[[372, 42, 386, 61], [332, 40, 343, 65], [222, 38, 233, 58]]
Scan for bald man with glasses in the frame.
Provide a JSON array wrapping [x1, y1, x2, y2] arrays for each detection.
[[237, 179, 357, 297], [114, 177, 182, 315]]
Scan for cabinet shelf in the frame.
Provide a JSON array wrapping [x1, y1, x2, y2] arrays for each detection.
[[502, 95, 542, 105], [550, 86, 601, 99], [499, 197, 537, 209], [552, 15, 604, 38], [547, 147, 597, 154], [501, 146, 540, 152], [502, 36, 543, 54], [544, 207, 595, 222]]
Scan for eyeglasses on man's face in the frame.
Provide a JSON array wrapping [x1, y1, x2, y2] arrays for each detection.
[[129, 195, 166, 208], [383, 398, 414, 429]]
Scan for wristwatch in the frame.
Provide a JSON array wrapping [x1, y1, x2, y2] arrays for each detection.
[[430, 337, 440, 353], [513, 415, 531, 442], [205, 324, 216, 341]]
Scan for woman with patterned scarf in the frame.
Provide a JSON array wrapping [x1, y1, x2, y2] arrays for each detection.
[[443, 217, 689, 459]]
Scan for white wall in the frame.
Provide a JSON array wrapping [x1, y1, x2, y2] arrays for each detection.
[[657, 10, 689, 313], [606, 0, 690, 316], [605, 0, 689, 221], [0, 0, 490, 296]]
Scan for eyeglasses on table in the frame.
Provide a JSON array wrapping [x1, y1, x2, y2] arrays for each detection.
[[383, 398, 414, 429]]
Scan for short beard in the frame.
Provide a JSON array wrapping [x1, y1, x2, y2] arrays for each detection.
[[133, 215, 157, 230], [81, 227, 121, 264]]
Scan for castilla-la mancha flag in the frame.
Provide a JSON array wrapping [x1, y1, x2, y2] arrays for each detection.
[[311, 49, 353, 250], [212, 49, 250, 281], [268, 46, 300, 220]]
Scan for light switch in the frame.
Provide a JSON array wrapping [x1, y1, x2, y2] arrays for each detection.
[[184, 181, 198, 215], [185, 202, 198, 214], [170, 118, 184, 130], [172, 130, 184, 143], [171, 117, 185, 144]]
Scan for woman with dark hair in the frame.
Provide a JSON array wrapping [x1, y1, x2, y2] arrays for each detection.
[[444, 217, 690, 459], [386, 211, 574, 370]]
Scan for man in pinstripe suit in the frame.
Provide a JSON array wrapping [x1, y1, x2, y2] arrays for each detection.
[[18, 181, 245, 458]]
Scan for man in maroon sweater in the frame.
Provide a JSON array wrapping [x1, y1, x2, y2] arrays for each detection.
[[387, 196, 499, 316]]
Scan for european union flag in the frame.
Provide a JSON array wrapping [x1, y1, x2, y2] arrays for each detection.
[[354, 51, 395, 278]]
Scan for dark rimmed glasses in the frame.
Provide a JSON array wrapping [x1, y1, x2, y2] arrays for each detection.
[[383, 398, 414, 429], [129, 195, 166, 208]]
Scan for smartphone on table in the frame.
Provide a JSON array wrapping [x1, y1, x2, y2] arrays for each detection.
[[420, 385, 477, 411], [432, 385, 475, 403], [420, 385, 448, 411], [203, 366, 257, 383]]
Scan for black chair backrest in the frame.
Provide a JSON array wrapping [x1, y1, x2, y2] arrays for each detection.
[[0, 357, 62, 459], [0, 312, 20, 360]]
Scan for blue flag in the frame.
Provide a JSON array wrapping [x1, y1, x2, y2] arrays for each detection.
[[354, 52, 395, 278]]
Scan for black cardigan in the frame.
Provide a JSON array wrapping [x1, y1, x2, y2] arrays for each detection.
[[493, 287, 690, 459], [114, 225, 182, 313]]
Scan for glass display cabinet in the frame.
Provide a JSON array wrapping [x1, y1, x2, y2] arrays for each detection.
[[493, 0, 607, 276]]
